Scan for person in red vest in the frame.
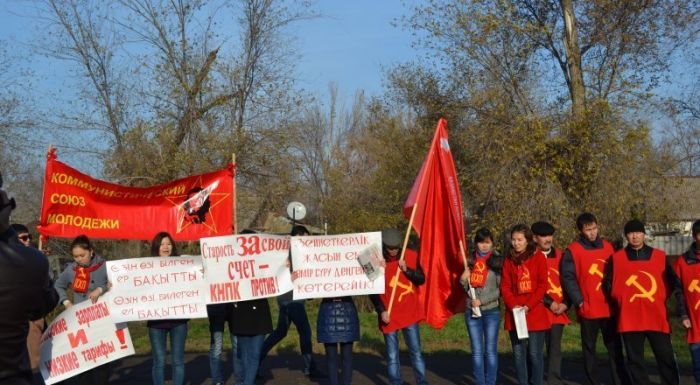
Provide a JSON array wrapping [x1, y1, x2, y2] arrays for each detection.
[[560, 212, 629, 385], [531, 221, 569, 385], [674, 219, 700, 385], [370, 228, 428, 385], [603, 219, 681, 385], [501, 224, 550, 385]]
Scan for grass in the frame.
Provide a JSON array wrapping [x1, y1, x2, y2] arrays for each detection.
[[123, 299, 693, 368]]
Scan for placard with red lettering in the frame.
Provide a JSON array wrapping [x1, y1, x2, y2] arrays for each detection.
[[290, 232, 384, 300], [39, 293, 135, 385], [106, 256, 208, 322], [200, 233, 293, 304]]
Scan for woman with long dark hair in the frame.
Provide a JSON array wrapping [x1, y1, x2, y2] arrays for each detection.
[[147, 232, 188, 385], [500, 224, 551, 385]]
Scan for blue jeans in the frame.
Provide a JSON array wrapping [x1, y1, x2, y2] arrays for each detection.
[[261, 299, 313, 358], [691, 343, 700, 385], [384, 322, 428, 385], [465, 308, 500, 385], [237, 334, 265, 385], [208, 305, 243, 385], [148, 323, 187, 385], [509, 330, 546, 385]]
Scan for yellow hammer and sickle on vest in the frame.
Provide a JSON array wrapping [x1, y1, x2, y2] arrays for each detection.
[[688, 279, 700, 310], [474, 261, 486, 274], [589, 259, 606, 291], [625, 270, 657, 303], [547, 268, 562, 297], [390, 275, 414, 302], [78, 269, 87, 279]]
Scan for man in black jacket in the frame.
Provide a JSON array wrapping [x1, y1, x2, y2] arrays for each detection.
[[0, 175, 59, 384]]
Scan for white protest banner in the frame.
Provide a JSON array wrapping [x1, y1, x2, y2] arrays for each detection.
[[106, 255, 208, 322], [290, 232, 384, 299], [200, 233, 292, 304], [40, 293, 134, 385]]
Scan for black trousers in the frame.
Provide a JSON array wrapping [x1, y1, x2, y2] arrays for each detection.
[[545, 323, 565, 385], [579, 317, 630, 385], [621, 331, 679, 385]]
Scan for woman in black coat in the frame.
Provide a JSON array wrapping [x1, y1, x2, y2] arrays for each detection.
[[317, 296, 360, 385]]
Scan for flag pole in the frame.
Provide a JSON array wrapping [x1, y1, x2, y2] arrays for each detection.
[[232, 153, 237, 235], [38, 144, 55, 254], [387, 131, 436, 316], [387, 201, 419, 316], [459, 239, 481, 317]]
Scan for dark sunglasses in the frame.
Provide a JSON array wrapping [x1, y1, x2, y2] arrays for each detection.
[[18, 234, 32, 242]]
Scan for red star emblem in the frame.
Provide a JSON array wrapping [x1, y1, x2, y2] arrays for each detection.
[[165, 176, 231, 235]]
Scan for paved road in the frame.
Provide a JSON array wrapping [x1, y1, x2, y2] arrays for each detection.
[[93, 351, 696, 385]]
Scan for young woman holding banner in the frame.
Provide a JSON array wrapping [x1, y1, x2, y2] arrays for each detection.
[[146, 232, 189, 385], [500, 224, 551, 385], [460, 228, 503, 385], [54, 234, 109, 385]]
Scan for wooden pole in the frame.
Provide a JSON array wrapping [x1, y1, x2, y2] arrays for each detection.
[[386, 201, 419, 316], [232, 153, 237, 235]]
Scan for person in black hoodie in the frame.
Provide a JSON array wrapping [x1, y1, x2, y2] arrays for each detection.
[[0, 175, 58, 385]]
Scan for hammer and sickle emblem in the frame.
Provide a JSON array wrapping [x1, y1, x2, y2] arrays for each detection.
[[521, 266, 530, 280], [547, 268, 562, 297], [688, 279, 700, 310], [77, 268, 87, 279], [588, 259, 606, 291], [474, 261, 486, 274], [625, 270, 657, 303], [390, 275, 414, 302]]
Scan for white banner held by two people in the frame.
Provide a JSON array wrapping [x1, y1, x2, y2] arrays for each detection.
[[106, 255, 208, 322], [200, 233, 293, 304], [39, 293, 135, 385], [290, 232, 385, 300]]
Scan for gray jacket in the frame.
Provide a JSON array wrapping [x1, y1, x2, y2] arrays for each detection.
[[462, 269, 501, 311], [55, 256, 109, 304]]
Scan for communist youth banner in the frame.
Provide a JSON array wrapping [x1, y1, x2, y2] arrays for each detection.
[[39, 293, 135, 385], [38, 148, 234, 241], [106, 256, 208, 322], [290, 232, 384, 300], [200, 233, 293, 304]]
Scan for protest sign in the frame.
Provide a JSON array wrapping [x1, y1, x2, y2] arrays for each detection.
[[290, 232, 384, 299], [39, 293, 134, 385], [106, 255, 208, 322], [200, 233, 293, 304], [39, 148, 234, 241]]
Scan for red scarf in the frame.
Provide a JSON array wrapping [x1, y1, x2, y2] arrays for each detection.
[[516, 264, 532, 294], [72, 260, 104, 294], [470, 252, 492, 288]]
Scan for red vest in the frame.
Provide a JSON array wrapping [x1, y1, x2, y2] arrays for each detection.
[[379, 249, 425, 333], [569, 240, 614, 319], [611, 248, 669, 333], [545, 249, 570, 325], [674, 254, 700, 343], [470, 253, 492, 288]]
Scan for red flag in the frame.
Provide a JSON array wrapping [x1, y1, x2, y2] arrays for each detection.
[[38, 148, 235, 241], [404, 118, 466, 329]]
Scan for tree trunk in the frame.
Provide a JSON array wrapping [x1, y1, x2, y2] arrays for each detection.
[[560, 0, 585, 117]]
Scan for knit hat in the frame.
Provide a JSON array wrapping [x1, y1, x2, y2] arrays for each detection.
[[623, 219, 645, 235], [381, 228, 402, 248], [531, 221, 555, 236]]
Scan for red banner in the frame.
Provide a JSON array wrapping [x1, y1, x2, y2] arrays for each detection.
[[404, 118, 467, 329], [38, 149, 235, 241]]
